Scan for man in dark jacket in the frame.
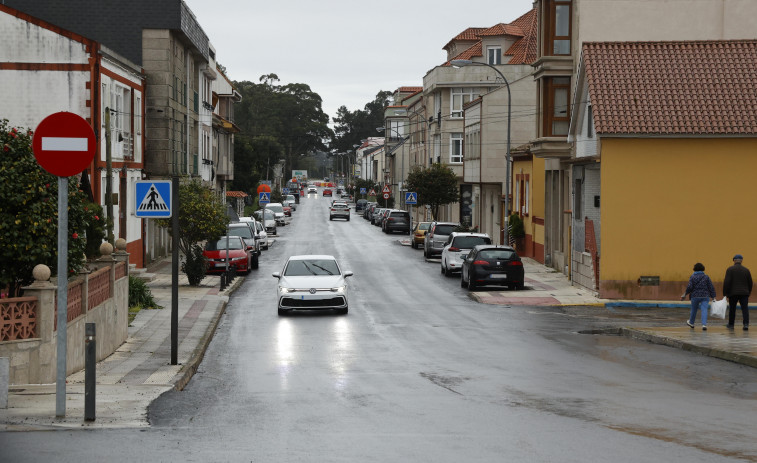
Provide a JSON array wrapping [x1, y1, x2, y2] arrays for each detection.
[[723, 254, 752, 330]]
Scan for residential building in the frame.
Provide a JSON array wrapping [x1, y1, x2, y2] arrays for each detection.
[[6, 0, 231, 266], [211, 64, 241, 199], [1, 5, 147, 267], [530, 0, 757, 293], [383, 87, 422, 210]]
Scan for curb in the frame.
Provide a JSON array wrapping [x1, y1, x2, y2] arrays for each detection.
[[171, 275, 244, 391], [620, 327, 757, 368]]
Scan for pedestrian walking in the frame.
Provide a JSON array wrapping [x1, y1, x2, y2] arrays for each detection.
[[723, 254, 752, 330], [681, 263, 716, 330]]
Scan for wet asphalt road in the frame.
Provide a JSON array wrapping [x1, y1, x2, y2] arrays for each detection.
[[2, 193, 757, 462]]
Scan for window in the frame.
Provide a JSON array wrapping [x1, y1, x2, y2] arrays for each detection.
[[548, 0, 572, 55], [433, 134, 441, 164], [450, 133, 463, 163], [434, 92, 441, 124], [587, 104, 594, 138], [544, 77, 570, 136], [389, 119, 404, 140], [451, 87, 476, 118], [487, 46, 502, 65]]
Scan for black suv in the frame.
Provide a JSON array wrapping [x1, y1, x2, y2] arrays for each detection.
[[355, 199, 368, 212], [383, 210, 411, 234]]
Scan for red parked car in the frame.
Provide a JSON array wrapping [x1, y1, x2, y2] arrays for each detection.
[[203, 236, 251, 275], [323, 189, 333, 196], [283, 205, 292, 217]]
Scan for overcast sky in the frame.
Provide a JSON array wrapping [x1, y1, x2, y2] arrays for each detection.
[[183, 0, 535, 123]]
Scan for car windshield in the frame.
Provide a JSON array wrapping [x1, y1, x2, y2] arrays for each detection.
[[478, 249, 517, 260], [284, 259, 340, 276], [389, 212, 408, 218], [286, 195, 295, 201], [434, 224, 456, 235], [256, 210, 275, 219], [206, 238, 244, 251], [267, 204, 284, 213], [418, 223, 431, 231], [452, 236, 492, 249], [228, 226, 253, 239]]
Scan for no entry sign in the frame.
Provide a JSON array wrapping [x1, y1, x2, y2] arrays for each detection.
[[32, 112, 96, 177]]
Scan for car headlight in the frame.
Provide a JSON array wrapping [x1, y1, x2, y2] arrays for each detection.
[[230, 256, 246, 262], [330, 286, 346, 293], [279, 287, 293, 293]]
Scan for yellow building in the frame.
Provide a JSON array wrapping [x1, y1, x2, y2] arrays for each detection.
[[571, 40, 757, 299]]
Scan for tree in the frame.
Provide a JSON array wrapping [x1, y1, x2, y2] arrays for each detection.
[[0, 119, 96, 296], [157, 179, 228, 286], [331, 90, 392, 153], [405, 164, 459, 221]]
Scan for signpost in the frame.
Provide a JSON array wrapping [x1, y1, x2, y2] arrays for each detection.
[[405, 192, 417, 235], [33, 112, 96, 418]]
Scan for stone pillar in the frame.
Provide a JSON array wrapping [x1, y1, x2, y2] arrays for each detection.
[[78, 263, 91, 315], [21, 264, 57, 344], [96, 242, 116, 297], [113, 237, 130, 279]]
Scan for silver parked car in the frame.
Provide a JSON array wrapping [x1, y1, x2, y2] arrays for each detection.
[[423, 221, 459, 258], [272, 255, 353, 316]]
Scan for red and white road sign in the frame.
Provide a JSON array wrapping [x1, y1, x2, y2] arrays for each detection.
[[383, 193, 390, 199], [368, 189, 376, 196], [382, 184, 391, 193], [32, 112, 96, 177]]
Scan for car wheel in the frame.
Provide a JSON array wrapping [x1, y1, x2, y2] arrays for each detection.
[[441, 264, 445, 275], [251, 254, 259, 269], [411, 241, 416, 249], [329, 217, 333, 221], [337, 307, 348, 315], [461, 272, 467, 287], [468, 276, 477, 291], [423, 247, 428, 258], [277, 308, 289, 316], [515, 283, 524, 290], [347, 217, 350, 221]]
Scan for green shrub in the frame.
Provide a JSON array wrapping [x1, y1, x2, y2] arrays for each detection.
[[128, 275, 161, 309], [181, 244, 207, 286], [508, 213, 525, 239]]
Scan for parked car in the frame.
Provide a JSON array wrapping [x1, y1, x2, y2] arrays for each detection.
[[253, 208, 277, 235], [329, 203, 350, 221], [411, 222, 431, 249], [365, 202, 378, 220], [460, 244, 524, 290], [266, 202, 287, 226], [272, 255, 353, 316], [227, 222, 261, 269], [284, 194, 297, 211], [355, 199, 368, 212], [323, 188, 333, 197], [383, 210, 411, 234], [283, 205, 292, 217], [203, 236, 251, 275], [241, 217, 269, 250], [371, 208, 386, 225], [423, 221, 459, 258], [440, 232, 492, 276], [377, 208, 392, 228]]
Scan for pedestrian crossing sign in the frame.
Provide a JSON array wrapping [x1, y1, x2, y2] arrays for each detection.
[[135, 181, 172, 218], [405, 192, 418, 205], [259, 192, 271, 204]]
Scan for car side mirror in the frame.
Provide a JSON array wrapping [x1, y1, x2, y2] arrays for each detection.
[[344, 271, 354, 277], [272, 272, 281, 279]]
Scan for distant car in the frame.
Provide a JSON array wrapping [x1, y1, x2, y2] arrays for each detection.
[[272, 255, 353, 316], [266, 202, 286, 226], [253, 208, 277, 236], [411, 222, 431, 249], [423, 221, 458, 258], [204, 236, 251, 275], [227, 222, 260, 269], [284, 194, 297, 211], [371, 208, 386, 225], [440, 232, 492, 276], [323, 189, 333, 197], [461, 244, 524, 290], [241, 217, 269, 250], [308, 186, 317, 194], [355, 199, 368, 212], [329, 203, 350, 221], [283, 205, 292, 217], [383, 210, 410, 234]]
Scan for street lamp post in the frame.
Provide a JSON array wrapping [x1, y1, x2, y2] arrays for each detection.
[[450, 59, 512, 245]]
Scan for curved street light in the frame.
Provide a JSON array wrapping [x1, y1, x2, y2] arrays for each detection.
[[450, 59, 512, 245]]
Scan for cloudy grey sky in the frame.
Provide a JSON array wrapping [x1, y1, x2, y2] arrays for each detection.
[[183, 0, 535, 122]]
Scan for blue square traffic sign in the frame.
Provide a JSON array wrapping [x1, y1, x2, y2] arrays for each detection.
[[135, 181, 172, 218], [405, 192, 418, 205]]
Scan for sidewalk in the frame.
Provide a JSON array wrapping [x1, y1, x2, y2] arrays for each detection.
[[1, 253, 755, 431], [0, 258, 242, 430]]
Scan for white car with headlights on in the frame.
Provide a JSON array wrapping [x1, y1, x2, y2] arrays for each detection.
[[272, 255, 353, 316]]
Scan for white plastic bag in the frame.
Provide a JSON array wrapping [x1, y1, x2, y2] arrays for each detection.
[[710, 297, 728, 319]]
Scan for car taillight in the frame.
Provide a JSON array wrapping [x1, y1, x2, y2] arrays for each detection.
[[388, 218, 394, 221], [507, 261, 523, 266], [473, 260, 489, 265], [449, 247, 460, 252]]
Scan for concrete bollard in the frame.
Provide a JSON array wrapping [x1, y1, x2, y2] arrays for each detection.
[[0, 357, 8, 409]]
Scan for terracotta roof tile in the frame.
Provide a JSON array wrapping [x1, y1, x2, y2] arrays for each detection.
[[226, 191, 248, 198], [443, 27, 489, 51], [398, 86, 423, 93], [583, 40, 757, 135]]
